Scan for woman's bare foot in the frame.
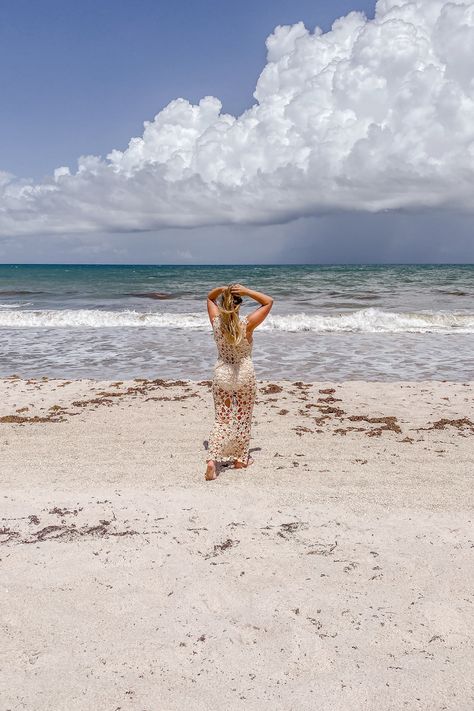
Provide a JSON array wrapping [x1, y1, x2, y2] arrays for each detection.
[[205, 460, 217, 480], [234, 456, 254, 469]]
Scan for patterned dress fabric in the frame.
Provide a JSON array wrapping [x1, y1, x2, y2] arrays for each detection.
[[207, 313, 257, 464]]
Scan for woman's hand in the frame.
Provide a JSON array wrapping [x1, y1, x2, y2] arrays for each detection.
[[230, 283, 248, 297]]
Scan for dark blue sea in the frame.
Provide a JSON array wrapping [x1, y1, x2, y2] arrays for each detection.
[[1, 264, 473, 380]]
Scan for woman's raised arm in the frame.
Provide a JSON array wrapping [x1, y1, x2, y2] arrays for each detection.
[[230, 284, 274, 330], [207, 285, 226, 322]]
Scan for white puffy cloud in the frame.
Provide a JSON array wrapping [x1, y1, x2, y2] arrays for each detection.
[[1, 0, 474, 237]]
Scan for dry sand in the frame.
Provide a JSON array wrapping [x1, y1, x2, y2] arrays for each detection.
[[1, 376, 473, 710]]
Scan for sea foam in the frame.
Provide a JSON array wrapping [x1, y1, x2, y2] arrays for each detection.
[[1, 308, 473, 333]]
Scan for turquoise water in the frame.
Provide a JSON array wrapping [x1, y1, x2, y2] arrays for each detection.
[[0, 264, 473, 380]]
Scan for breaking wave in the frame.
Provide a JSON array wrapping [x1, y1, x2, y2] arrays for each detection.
[[1, 308, 474, 333]]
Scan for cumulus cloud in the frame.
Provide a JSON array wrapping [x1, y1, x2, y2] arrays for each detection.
[[1, 0, 474, 237]]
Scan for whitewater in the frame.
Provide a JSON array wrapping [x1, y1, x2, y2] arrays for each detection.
[[1, 307, 474, 334]]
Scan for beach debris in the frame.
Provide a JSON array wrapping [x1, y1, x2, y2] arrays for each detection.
[[64, 379, 195, 411], [419, 417, 474, 433], [0, 413, 65, 424], [333, 427, 365, 436], [48, 506, 81, 517], [343, 561, 358, 573], [313, 415, 330, 426], [261, 383, 283, 394], [277, 521, 308, 538], [306, 542, 337, 556], [205, 538, 239, 558], [146, 393, 198, 402], [317, 405, 346, 417], [71, 396, 115, 408], [0, 526, 20, 544], [34, 524, 67, 541], [292, 425, 313, 436], [0, 519, 139, 545], [187, 527, 208, 535], [347, 415, 402, 434]]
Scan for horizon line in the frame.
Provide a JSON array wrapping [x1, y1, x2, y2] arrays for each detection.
[[1, 262, 474, 267]]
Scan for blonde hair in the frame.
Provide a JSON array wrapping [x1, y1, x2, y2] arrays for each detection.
[[217, 284, 245, 346]]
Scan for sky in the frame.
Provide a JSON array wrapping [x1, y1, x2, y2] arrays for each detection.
[[0, 0, 473, 264]]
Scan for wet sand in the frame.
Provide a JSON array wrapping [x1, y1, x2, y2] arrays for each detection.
[[1, 376, 473, 710]]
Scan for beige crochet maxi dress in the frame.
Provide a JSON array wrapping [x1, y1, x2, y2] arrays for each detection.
[[207, 313, 257, 464]]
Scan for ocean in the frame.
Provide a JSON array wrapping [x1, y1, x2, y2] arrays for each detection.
[[0, 264, 473, 381]]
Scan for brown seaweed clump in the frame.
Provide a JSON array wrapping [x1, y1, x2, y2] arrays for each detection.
[[0, 413, 65, 424], [292, 426, 313, 437], [347, 415, 402, 434], [261, 383, 283, 394], [421, 417, 474, 433]]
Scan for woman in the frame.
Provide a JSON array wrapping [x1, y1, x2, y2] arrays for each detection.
[[205, 282, 274, 481]]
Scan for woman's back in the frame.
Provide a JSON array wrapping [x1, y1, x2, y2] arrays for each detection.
[[212, 314, 253, 365]]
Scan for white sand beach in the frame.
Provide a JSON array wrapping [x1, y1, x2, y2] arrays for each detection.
[[1, 376, 473, 710]]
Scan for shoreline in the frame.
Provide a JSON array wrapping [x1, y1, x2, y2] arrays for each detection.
[[2, 376, 473, 709]]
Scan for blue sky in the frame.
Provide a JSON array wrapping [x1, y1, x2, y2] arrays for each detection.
[[0, 0, 375, 180], [0, 0, 473, 264]]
